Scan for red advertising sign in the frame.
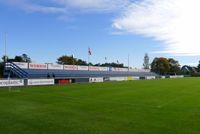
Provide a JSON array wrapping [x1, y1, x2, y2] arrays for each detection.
[[64, 65, 78, 70], [29, 63, 48, 69]]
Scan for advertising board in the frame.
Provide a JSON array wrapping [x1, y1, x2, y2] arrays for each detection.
[[27, 79, 55, 86], [89, 66, 100, 71], [146, 76, 156, 80], [112, 68, 128, 72], [89, 77, 104, 83], [64, 65, 78, 70], [0, 79, 24, 87], [132, 76, 140, 80], [78, 66, 88, 71], [56, 79, 71, 85], [48, 64, 63, 70], [127, 76, 140, 81], [29, 63, 48, 69], [99, 67, 109, 71], [169, 75, 184, 78], [13, 62, 28, 69], [109, 77, 127, 81]]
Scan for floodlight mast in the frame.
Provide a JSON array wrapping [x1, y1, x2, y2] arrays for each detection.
[[128, 54, 130, 72], [4, 33, 7, 63]]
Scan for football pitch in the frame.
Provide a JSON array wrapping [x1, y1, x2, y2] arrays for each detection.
[[1, 78, 200, 134]]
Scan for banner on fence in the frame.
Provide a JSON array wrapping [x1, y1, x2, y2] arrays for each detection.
[[99, 67, 109, 71], [13, 62, 28, 69], [27, 79, 55, 86], [78, 66, 88, 71], [29, 63, 48, 70], [109, 77, 127, 81], [146, 76, 156, 80], [0, 79, 24, 87], [112, 68, 128, 72], [89, 77, 104, 83], [127, 76, 140, 81], [48, 64, 63, 70], [127, 76, 134, 81], [161, 76, 166, 79], [169, 75, 184, 78], [89, 66, 100, 71], [64, 65, 78, 70]]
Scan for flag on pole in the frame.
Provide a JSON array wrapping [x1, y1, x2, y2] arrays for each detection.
[[88, 47, 92, 55]]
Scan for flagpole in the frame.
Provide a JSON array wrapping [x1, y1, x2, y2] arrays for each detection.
[[88, 47, 92, 71], [88, 47, 90, 71], [88, 52, 90, 71], [105, 57, 107, 64]]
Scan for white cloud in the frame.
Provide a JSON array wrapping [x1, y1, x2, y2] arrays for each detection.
[[113, 0, 200, 56], [0, 0, 67, 14], [54, 0, 130, 11], [23, 4, 67, 14], [0, 0, 129, 13]]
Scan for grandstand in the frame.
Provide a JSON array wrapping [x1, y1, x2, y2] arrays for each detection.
[[4, 62, 158, 79]]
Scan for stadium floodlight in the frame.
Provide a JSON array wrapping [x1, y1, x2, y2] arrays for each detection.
[[4, 33, 7, 63], [128, 54, 130, 72]]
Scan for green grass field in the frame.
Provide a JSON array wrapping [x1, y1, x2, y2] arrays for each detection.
[[1, 78, 200, 134]]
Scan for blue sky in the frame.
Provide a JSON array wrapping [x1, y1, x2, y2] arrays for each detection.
[[0, 0, 200, 67]]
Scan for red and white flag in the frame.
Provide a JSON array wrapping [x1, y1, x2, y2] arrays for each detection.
[[88, 47, 92, 56]]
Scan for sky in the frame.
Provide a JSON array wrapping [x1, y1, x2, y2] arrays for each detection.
[[0, 0, 200, 68]]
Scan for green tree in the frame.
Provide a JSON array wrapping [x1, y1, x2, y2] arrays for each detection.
[[2, 55, 8, 62], [57, 55, 74, 65], [14, 56, 24, 62], [76, 59, 87, 65], [101, 62, 124, 67], [197, 61, 200, 72], [151, 57, 170, 75], [168, 58, 181, 75], [21, 54, 31, 62], [2, 54, 31, 63], [57, 55, 88, 65]]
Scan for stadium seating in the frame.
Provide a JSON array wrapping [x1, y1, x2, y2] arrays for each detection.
[[24, 69, 158, 78], [4, 62, 159, 79]]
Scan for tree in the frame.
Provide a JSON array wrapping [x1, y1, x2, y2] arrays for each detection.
[[101, 62, 124, 68], [168, 58, 181, 74], [21, 54, 31, 63], [57, 55, 88, 65], [151, 57, 170, 75], [1, 54, 31, 63], [76, 59, 87, 66], [14, 56, 24, 62], [197, 61, 200, 72], [181, 65, 197, 75], [57, 55, 74, 65], [2, 55, 8, 63]]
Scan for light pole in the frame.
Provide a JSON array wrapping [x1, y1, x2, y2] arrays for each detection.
[[4, 33, 7, 63], [128, 54, 130, 71]]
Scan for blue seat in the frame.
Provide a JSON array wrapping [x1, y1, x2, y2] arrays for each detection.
[[24, 69, 159, 78]]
